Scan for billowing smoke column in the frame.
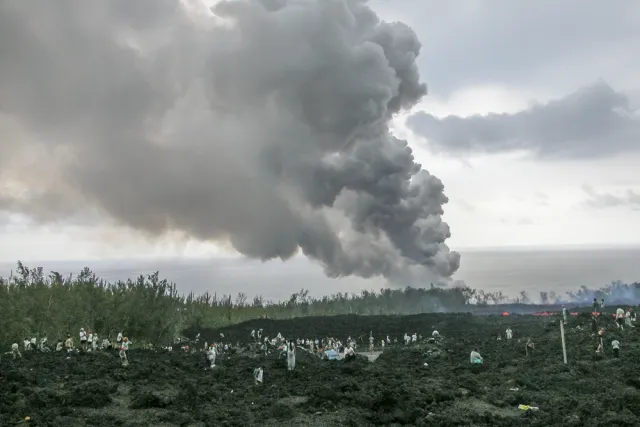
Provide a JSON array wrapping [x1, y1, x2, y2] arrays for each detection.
[[0, 0, 460, 284]]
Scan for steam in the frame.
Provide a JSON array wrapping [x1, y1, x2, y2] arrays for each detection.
[[0, 0, 460, 284]]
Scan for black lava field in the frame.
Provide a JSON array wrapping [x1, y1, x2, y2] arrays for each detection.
[[2, 311, 640, 427]]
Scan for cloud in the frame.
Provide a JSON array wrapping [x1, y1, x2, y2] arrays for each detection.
[[499, 217, 533, 225], [406, 82, 640, 159], [582, 185, 640, 210], [0, 0, 460, 284], [455, 200, 475, 212]]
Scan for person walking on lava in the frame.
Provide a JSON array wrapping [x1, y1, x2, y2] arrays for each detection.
[[505, 327, 513, 340], [253, 367, 263, 385], [287, 340, 296, 371], [591, 315, 598, 335], [120, 337, 131, 366], [615, 307, 625, 330], [625, 308, 634, 328], [207, 343, 217, 368], [64, 334, 74, 352]]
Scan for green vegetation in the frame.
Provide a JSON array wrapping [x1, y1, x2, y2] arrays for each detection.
[[1, 262, 638, 346]]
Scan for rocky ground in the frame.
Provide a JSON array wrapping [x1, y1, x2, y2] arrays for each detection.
[[2, 310, 640, 426]]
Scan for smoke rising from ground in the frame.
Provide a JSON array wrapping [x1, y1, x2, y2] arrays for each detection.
[[0, 0, 460, 284]]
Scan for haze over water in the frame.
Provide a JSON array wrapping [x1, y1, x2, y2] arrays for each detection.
[[2, 246, 639, 303]]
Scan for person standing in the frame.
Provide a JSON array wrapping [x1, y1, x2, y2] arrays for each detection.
[[287, 341, 296, 371], [616, 307, 625, 330], [65, 334, 74, 353], [120, 337, 131, 366], [625, 309, 634, 328], [207, 343, 217, 368], [79, 328, 87, 350], [116, 331, 123, 349], [254, 367, 263, 385], [11, 343, 21, 359]]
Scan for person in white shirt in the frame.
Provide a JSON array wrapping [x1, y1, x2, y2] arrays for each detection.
[[432, 330, 440, 339], [254, 367, 263, 385], [611, 339, 620, 358], [344, 344, 355, 361], [79, 328, 87, 350], [404, 333, 410, 345], [411, 333, 417, 343], [30, 337, 36, 350], [616, 308, 625, 330], [116, 332, 123, 349], [120, 337, 131, 366], [470, 349, 483, 364], [625, 309, 634, 327], [87, 330, 93, 351], [24, 338, 30, 351], [505, 328, 513, 340], [65, 334, 74, 352], [207, 343, 217, 368], [368, 336, 374, 352], [287, 341, 296, 371], [92, 333, 98, 351], [11, 343, 21, 359]]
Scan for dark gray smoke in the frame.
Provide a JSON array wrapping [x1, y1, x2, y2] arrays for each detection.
[[0, 0, 460, 284]]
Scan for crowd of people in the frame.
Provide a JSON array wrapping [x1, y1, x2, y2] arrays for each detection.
[[5, 303, 637, 383], [8, 328, 132, 366]]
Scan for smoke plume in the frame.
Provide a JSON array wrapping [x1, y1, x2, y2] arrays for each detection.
[[0, 0, 460, 284]]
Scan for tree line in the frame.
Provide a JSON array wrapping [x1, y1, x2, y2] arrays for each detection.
[[1, 262, 638, 346]]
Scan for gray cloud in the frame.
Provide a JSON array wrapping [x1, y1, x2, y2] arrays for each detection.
[[455, 200, 475, 213], [0, 0, 459, 284], [406, 82, 640, 159], [582, 185, 640, 211]]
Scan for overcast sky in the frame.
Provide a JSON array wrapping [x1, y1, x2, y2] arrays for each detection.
[[1, 0, 639, 270]]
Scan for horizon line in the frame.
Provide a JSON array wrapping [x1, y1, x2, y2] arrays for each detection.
[[1, 242, 640, 265]]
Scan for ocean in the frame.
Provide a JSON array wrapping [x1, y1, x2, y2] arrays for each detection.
[[1, 246, 639, 302]]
